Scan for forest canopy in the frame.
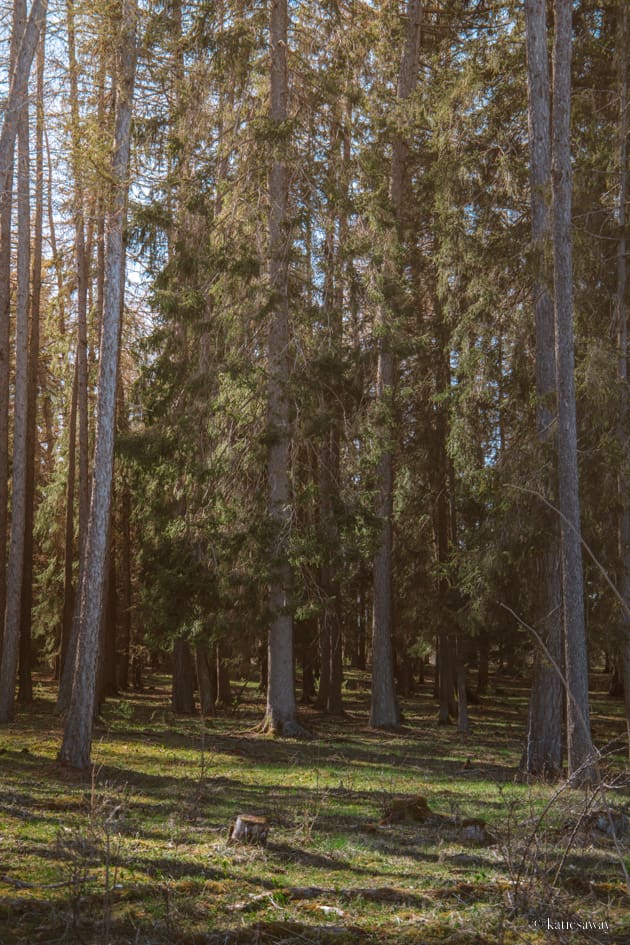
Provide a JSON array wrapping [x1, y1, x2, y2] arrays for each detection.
[[0, 0, 629, 779]]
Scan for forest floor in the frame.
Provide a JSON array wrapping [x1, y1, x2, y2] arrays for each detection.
[[0, 671, 629, 945]]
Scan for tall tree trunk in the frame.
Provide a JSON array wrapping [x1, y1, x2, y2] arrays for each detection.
[[0, 0, 47, 198], [19, 25, 45, 703], [551, 0, 595, 784], [58, 0, 137, 768], [57, 361, 78, 682], [118, 478, 132, 690], [0, 0, 22, 657], [476, 632, 489, 696], [521, 0, 563, 778], [195, 645, 215, 717], [317, 239, 343, 713], [432, 295, 454, 725], [456, 637, 469, 735], [615, 1, 630, 761], [0, 0, 31, 722], [370, 0, 422, 728], [264, 0, 299, 736], [216, 642, 232, 706], [101, 527, 118, 700], [297, 617, 317, 703], [56, 0, 93, 714]]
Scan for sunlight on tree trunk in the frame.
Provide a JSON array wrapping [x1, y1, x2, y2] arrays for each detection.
[[59, 0, 137, 769]]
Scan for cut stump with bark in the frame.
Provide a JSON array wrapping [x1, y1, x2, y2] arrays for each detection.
[[228, 814, 269, 846]]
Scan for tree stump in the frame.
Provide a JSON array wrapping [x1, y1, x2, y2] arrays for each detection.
[[380, 795, 431, 825], [460, 818, 492, 845], [228, 814, 269, 846]]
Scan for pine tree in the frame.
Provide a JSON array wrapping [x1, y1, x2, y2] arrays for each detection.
[[59, 0, 138, 769], [551, 0, 596, 784], [0, 0, 36, 723], [370, 0, 423, 729], [264, 0, 300, 736], [521, 0, 563, 778]]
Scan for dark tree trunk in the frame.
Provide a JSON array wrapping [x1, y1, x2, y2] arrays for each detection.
[[477, 632, 489, 696], [438, 631, 452, 724], [103, 536, 118, 698], [297, 618, 317, 703], [521, 0, 564, 778], [552, 0, 595, 784], [258, 638, 268, 692], [58, 361, 78, 687], [216, 642, 232, 707], [316, 611, 331, 710], [264, 0, 299, 735], [456, 638, 470, 735], [0, 0, 31, 721], [172, 639, 195, 715], [371, 0, 422, 729], [118, 480, 132, 690], [195, 645, 215, 717], [355, 590, 367, 671]]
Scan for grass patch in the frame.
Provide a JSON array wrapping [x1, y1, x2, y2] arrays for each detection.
[[0, 673, 628, 944]]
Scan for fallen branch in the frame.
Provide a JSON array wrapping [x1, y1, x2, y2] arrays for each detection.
[[0, 873, 95, 890]]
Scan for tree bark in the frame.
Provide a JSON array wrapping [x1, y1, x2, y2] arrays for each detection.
[[0, 0, 22, 658], [476, 632, 489, 696], [0, 0, 47, 199], [172, 639, 195, 715], [437, 630, 453, 724], [456, 639, 470, 735], [55, 0, 93, 714], [614, 1, 630, 762], [521, 0, 563, 778], [551, 0, 595, 784], [216, 642, 232, 706], [58, 0, 137, 768], [370, 0, 422, 729], [195, 645, 215, 717], [0, 0, 31, 722], [264, 0, 300, 736], [18, 22, 45, 704], [118, 478, 133, 690], [57, 360, 78, 683]]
